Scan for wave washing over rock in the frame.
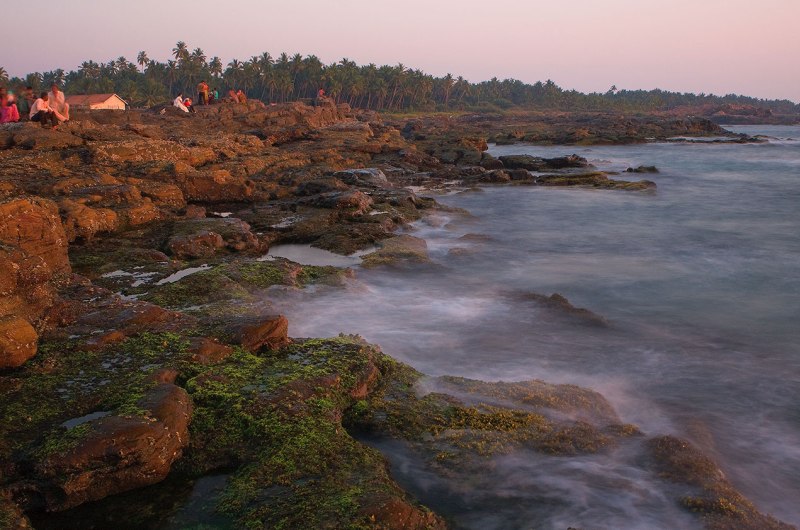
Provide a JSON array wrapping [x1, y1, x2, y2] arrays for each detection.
[[0, 101, 795, 530]]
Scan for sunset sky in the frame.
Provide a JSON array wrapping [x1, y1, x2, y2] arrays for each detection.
[[5, 0, 799, 101]]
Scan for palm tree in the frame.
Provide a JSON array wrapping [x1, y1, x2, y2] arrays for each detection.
[[0, 67, 8, 85], [209, 57, 223, 78], [137, 51, 149, 72], [226, 59, 243, 90], [116, 56, 131, 73], [442, 73, 454, 108], [172, 41, 188, 62], [191, 48, 207, 67], [166, 60, 178, 94]]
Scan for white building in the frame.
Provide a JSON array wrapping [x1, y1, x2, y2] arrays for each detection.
[[65, 93, 128, 111]]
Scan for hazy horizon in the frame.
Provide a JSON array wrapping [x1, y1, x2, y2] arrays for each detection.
[[4, 0, 799, 103]]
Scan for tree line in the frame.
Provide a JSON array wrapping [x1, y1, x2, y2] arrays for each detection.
[[1, 42, 797, 114]]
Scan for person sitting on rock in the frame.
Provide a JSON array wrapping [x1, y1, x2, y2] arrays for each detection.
[[173, 93, 189, 112], [228, 89, 239, 103], [0, 93, 21, 124], [47, 83, 69, 122], [16, 86, 34, 120], [184, 97, 196, 114], [236, 90, 247, 103], [29, 92, 59, 128]]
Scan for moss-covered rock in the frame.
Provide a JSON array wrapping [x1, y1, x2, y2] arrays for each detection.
[[360, 235, 431, 268], [179, 337, 446, 529], [648, 435, 793, 530]]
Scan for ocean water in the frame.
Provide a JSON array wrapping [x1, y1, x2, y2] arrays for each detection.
[[273, 125, 800, 529]]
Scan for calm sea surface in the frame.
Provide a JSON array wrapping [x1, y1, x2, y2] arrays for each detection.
[[274, 125, 800, 529]]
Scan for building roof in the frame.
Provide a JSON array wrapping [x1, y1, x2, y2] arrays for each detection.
[[64, 93, 128, 106]]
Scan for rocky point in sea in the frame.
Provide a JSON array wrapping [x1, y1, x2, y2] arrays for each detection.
[[0, 100, 790, 529]]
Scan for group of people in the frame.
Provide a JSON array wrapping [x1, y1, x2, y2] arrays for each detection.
[[0, 84, 70, 127], [171, 80, 251, 113]]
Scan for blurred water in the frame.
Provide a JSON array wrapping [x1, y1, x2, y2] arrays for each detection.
[[272, 125, 800, 529]]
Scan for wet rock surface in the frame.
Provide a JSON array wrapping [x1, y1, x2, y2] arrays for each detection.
[[0, 102, 790, 529]]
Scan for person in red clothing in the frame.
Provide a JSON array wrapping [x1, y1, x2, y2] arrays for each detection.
[[197, 80, 209, 105], [183, 97, 196, 114], [0, 93, 21, 123]]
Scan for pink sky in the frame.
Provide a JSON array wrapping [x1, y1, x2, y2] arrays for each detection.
[[5, 0, 799, 102]]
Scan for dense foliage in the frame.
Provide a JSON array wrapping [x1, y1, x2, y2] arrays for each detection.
[[2, 42, 798, 113]]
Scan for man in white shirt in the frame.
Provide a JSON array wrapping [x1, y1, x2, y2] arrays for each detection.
[[47, 84, 69, 122], [29, 92, 60, 128], [173, 93, 189, 113]]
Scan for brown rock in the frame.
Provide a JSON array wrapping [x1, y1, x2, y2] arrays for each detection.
[[647, 435, 794, 530], [0, 197, 70, 275], [134, 181, 186, 208], [178, 170, 255, 203], [36, 383, 192, 511], [167, 231, 225, 259], [232, 315, 290, 353], [520, 292, 609, 326], [121, 199, 161, 226], [58, 200, 119, 241], [9, 122, 84, 150], [187, 337, 234, 365], [360, 497, 447, 530], [480, 153, 504, 170], [170, 218, 262, 254], [361, 235, 430, 268], [0, 493, 32, 529], [183, 205, 207, 219], [0, 316, 38, 369], [350, 359, 380, 399]]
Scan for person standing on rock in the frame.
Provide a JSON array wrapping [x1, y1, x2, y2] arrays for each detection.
[[47, 84, 69, 122], [29, 92, 59, 128], [197, 80, 209, 105], [313, 87, 325, 107], [173, 93, 189, 112]]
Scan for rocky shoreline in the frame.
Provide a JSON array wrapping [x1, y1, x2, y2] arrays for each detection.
[[0, 102, 792, 529]]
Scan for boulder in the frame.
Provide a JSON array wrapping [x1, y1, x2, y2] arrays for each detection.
[[232, 315, 290, 353], [0, 316, 38, 369], [479, 153, 504, 170], [518, 292, 608, 326], [167, 231, 225, 259], [187, 337, 234, 365], [304, 191, 374, 218], [169, 218, 262, 254], [333, 168, 390, 188], [35, 383, 192, 511], [361, 235, 430, 268], [625, 165, 659, 173], [0, 197, 70, 275]]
